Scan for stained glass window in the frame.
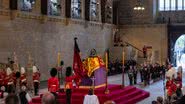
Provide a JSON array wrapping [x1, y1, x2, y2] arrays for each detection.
[[21, 0, 35, 11], [71, 0, 81, 18], [90, 0, 99, 21], [159, 0, 185, 11], [49, 0, 61, 16]]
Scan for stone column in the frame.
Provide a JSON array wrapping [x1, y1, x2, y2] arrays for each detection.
[[81, 0, 85, 19], [97, 0, 101, 22], [61, 0, 65, 17], [32, 0, 41, 14], [0, 0, 2, 9], [2, 0, 9, 10]]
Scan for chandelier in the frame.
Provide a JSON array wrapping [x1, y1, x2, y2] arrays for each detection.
[[133, 0, 145, 10]]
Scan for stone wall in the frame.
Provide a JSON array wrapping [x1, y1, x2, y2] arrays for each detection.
[[118, 24, 168, 64], [118, 0, 154, 25], [0, 10, 113, 80]]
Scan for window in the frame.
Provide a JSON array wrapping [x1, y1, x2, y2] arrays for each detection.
[[159, 0, 185, 11], [178, 0, 183, 10], [170, 0, 175, 10], [105, 0, 112, 23], [71, 0, 81, 18], [21, 0, 35, 11], [165, 0, 170, 11], [159, 0, 164, 11], [90, 0, 99, 21], [49, 0, 61, 16]]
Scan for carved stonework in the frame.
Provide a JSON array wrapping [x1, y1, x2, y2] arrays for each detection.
[[105, 0, 113, 23], [90, 0, 100, 22]]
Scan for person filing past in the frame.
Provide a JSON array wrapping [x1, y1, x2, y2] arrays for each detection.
[[128, 65, 134, 85]]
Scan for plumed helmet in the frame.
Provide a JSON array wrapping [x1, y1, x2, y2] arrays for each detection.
[[166, 67, 176, 79], [6, 67, 12, 75], [66, 67, 72, 77], [33, 66, 38, 73], [21, 67, 25, 74], [50, 68, 57, 77]]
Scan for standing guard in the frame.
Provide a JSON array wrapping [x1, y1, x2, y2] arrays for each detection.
[[32, 66, 40, 96], [65, 67, 77, 104], [48, 68, 59, 97], [0, 68, 5, 88], [20, 67, 27, 87], [5, 67, 15, 93]]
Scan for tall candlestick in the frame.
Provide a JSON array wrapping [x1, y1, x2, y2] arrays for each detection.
[[57, 52, 61, 67], [105, 52, 108, 69], [105, 51, 109, 94], [122, 51, 125, 88], [122, 51, 125, 65]]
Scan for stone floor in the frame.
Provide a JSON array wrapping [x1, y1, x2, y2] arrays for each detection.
[[108, 74, 164, 104], [37, 73, 165, 104], [0, 72, 180, 104]]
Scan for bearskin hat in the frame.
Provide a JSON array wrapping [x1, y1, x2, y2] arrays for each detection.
[[33, 66, 38, 73], [66, 67, 72, 77], [15, 71, 21, 79], [6, 67, 12, 75], [50, 68, 57, 77], [60, 61, 64, 66]]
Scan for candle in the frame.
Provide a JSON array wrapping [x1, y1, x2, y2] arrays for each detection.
[[122, 51, 125, 65], [57, 52, 61, 67], [105, 52, 108, 69]]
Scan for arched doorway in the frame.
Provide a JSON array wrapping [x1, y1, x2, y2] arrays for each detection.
[[174, 35, 185, 69]]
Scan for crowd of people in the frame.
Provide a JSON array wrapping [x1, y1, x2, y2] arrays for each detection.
[[126, 61, 166, 86], [165, 65, 183, 104], [0, 60, 40, 104], [108, 60, 123, 75]]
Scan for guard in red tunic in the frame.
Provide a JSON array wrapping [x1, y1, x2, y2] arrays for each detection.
[[32, 66, 40, 96], [5, 67, 15, 93], [0, 69, 5, 98], [48, 68, 59, 97], [166, 77, 177, 102], [20, 67, 27, 87], [65, 67, 77, 104], [0, 69, 5, 88]]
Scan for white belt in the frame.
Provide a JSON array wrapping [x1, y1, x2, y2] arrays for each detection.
[[8, 82, 13, 85], [34, 80, 39, 82], [21, 79, 26, 82]]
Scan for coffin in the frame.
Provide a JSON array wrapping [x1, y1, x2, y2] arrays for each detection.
[[79, 56, 107, 88]]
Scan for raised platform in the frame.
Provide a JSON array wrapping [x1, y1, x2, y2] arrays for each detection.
[[30, 84, 150, 104]]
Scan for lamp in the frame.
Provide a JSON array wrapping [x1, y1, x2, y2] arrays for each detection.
[[133, 0, 145, 10]]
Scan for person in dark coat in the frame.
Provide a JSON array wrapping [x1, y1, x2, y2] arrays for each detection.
[[19, 86, 31, 104], [143, 67, 149, 86], [133, 66, 137, 84], [128, 66, 134, 85]]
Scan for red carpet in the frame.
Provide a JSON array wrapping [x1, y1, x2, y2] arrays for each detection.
[[30, 84, 150, 104]]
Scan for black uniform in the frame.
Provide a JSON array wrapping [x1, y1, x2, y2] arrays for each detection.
[[143, 67, 150, 86], [133, 66, 137, 84]]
